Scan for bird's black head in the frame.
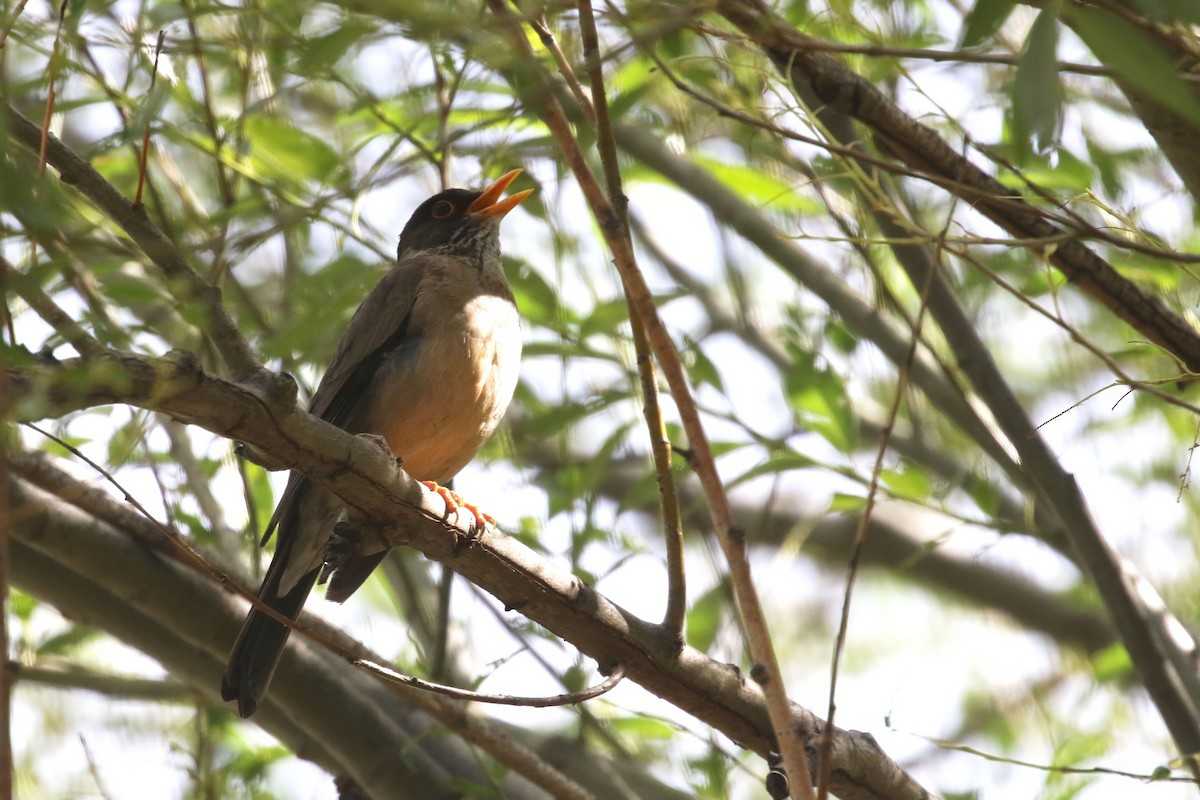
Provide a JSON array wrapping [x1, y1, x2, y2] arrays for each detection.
[[396, 188, 482, 258], [396, 170, 532, 262]]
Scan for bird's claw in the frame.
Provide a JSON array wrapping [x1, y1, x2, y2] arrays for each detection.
[[421, 481, 495, 532]]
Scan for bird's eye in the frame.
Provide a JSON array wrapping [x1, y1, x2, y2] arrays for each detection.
[[432, 200, 455, 219]]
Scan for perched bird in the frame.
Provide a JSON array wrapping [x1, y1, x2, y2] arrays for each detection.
[[222, 170, 531, 718]]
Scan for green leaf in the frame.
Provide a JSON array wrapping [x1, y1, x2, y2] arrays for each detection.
[[1114, 252, 1186, 292], [733, 451, 817, 487], [996, 147, 1093, 192], [0, 342, 39, 368], [579, 297, 630, 338], [783, 0, 810, 26], [520, 390, 628, 437], [1012, 8, 1063, 155], [1086, 138, 1123, 198], [0, 153, 75, 234], [106, 417, 144, 467], [966, 474, 1002, 517], [507, 259, 571, 334], [694, 157, 823, 214], [1072, 6, 1200, 130], [10, 590, 36, 623], [175, 509, 210, 541], [960, 0, 1016, 47], [242, 460, 276, 530], [689, 750, 732, 798], [686, 584, 728, 653], [224, 742, 291, 781], [880, 463, 932, 501], [683, 335, 724, 391], [294, 18, 375, 75], [126, 80, 173, 138], [608, 715, 678, 740], [95, 270, 168, 308], [244, 115, 346, 186], [261, 255, 379, 362], [510, 516, 547, 553], [1090, 642, 1133, 682], [785, 362, 857, 452], [823, 318, 858, 355], [584, 420, 635, 502], [41, 432, 91, 459], [829, 492, 866, 513]]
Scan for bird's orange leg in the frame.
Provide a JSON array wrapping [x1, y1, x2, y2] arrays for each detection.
[[421, 481, 496, 531]]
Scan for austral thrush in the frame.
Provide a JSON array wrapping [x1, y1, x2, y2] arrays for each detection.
[[222, 170, 531, 717]]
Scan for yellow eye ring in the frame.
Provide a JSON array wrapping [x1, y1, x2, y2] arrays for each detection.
[[432, 200, 455, 219]]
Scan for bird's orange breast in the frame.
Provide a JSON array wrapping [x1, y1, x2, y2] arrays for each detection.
[[360, 291, 521, 484]]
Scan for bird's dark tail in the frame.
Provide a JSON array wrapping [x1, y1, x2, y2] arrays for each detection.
[[325, 551, 389, 603], [221, 558, 319, 718]]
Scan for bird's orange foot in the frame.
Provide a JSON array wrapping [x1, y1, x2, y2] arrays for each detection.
[[421, 481, 496, 531]]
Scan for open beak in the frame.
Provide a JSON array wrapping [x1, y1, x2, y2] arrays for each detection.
[[468, 168, 534, 218]]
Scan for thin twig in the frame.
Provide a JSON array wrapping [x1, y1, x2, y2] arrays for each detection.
[[0, 0, 30, 48], [483, 3, 813, 796], [529, 15, 593, 116], [134, 30, 167, 207], [431, 47, 452, 189], [78, 735, 114, 800], [943, 241, 1200, 418], [471, 582, 636, 760], [180, 0, 237, 286], [356, 659, 626, 707], [689, 22, 1134, 78], [920, 734, 1200, 783], [40, 0, 70, 174], [817, 228, 939, 799], [574, 2, 687, 635]]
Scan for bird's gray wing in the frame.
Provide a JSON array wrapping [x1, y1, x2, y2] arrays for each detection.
[[308, 256, 425, 427], [260, 256, 424, 546]]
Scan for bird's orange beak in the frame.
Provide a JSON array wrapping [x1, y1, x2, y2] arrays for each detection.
[[468, 168, 534, 218]]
